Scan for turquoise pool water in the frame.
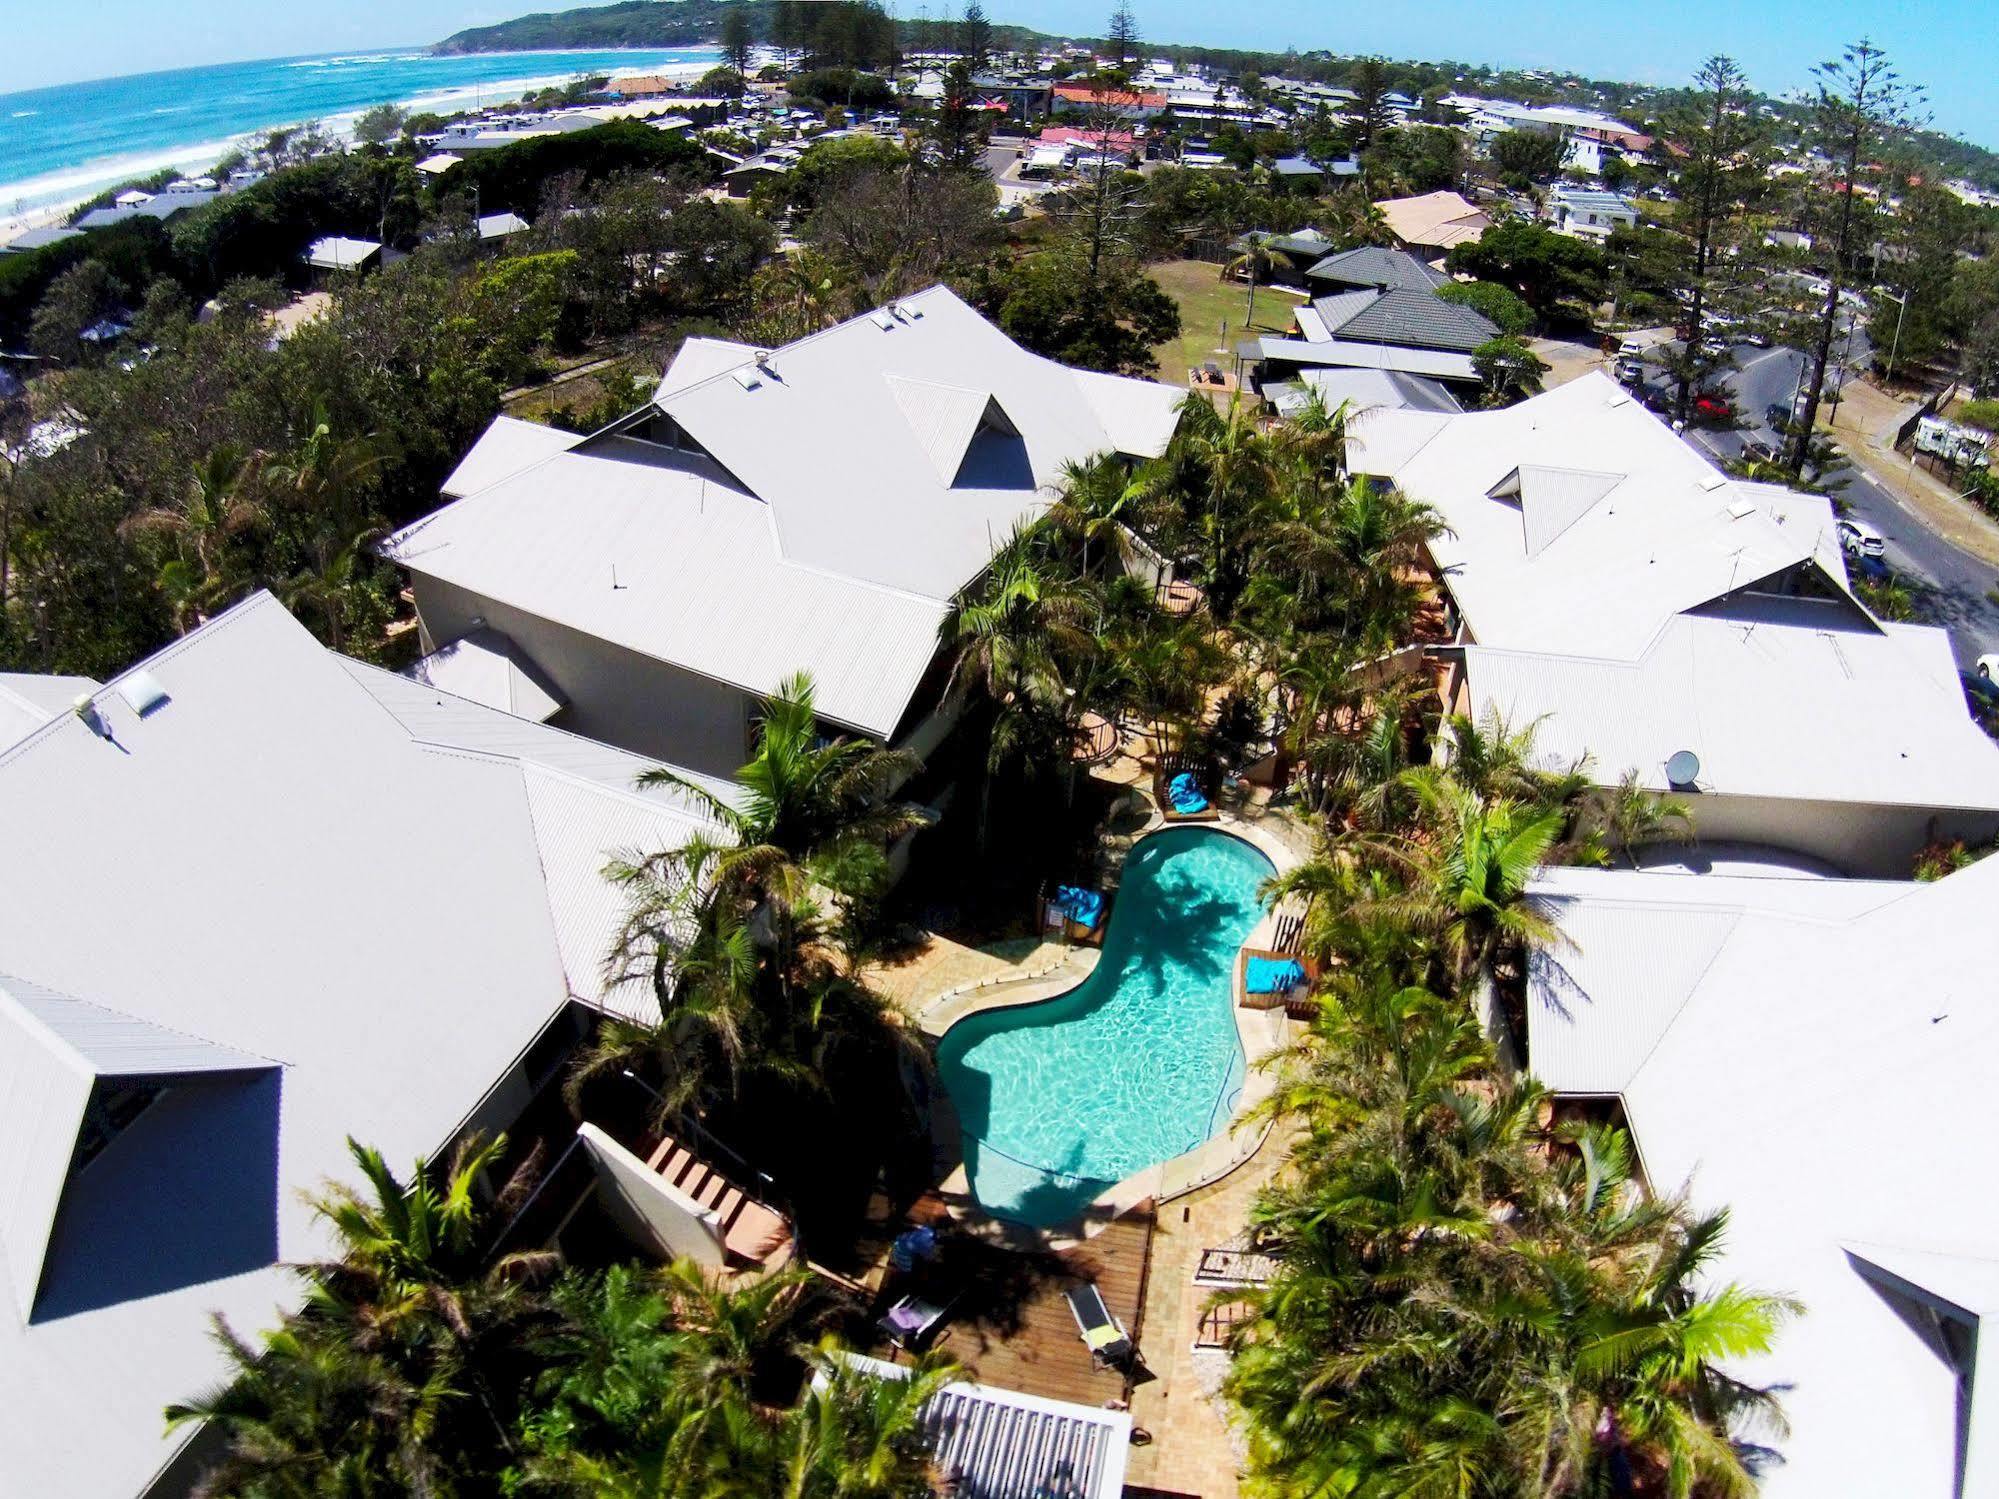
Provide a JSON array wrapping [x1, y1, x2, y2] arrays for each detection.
[[935, 826, 1275, 1229]]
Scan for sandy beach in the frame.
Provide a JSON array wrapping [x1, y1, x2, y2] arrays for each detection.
[[0, 50, 718, 247]]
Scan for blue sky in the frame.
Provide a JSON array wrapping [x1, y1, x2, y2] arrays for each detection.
[[4, 0, 1992, 148]]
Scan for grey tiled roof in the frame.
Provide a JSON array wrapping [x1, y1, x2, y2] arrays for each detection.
[[1303, 245, 1451, 292], [1314, 287, 1498, 353]]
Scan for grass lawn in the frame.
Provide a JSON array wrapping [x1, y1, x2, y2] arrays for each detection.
[[1148, 258, 1306, 388]]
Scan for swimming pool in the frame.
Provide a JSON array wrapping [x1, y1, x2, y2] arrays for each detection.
[[935, 826, 1276, 1229]]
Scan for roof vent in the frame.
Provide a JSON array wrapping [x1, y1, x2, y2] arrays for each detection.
[[1664, 749, 1702, 790], [72, 694, 109, 738], [116, 670, 170, 717], [1727, 498, 1758, 520], [870, 309, 896, 330], [731, 366, 762, 391], [1700, 473, 1728, 492]]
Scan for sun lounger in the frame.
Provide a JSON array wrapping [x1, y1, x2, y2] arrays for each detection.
[[1064, 1282, 1134, 1370], [1052, 884, 1104, 931], [1166, 772, 1210, 815], [879, 1293, 954, 1351], [1244, 956, 1306, 996]]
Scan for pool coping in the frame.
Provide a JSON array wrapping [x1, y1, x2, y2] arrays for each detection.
[[924, 805, 1305, 1250]]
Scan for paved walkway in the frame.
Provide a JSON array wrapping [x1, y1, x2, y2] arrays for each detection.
[[1122, 1127, 1297, 1498]]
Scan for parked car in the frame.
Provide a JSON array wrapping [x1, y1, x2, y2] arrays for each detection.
[[1836, 517, 1885, 559], [1614, 355, 1647, 386], [1692, 391, 1734, 423], [1977, 653, 1999, 682], [1960, 671, 1999, 736]]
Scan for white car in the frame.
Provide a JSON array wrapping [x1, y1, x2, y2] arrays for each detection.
[[1978, 654, 1999, 683], [1836, 517, 1885, 558]]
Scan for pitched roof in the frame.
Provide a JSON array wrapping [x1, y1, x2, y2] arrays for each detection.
[[405, 627, 566, 721], [0, 594, 729, 1496], [0, 672, 98, 749], [1468, 603, 1999, 814], [1247, 336, 1479, 382], [1347, 373, 1854, 658], [440, 415, 581, 498], [303, 235, 383, 270], [393, 289, 1181, 738], [1519, 855, 1999, 1498], [1371, 189, 1490, 249], [1268, 367, 1463, 417], [1310, 286, 1498, 353], [1303, 245, 1452, 292]]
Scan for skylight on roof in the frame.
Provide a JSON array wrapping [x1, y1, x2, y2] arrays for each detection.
[[115, 671, 169, 717], [1700, 474, 1728, 492], [870, 309, 896, 330], [731, 367, 762, 391]]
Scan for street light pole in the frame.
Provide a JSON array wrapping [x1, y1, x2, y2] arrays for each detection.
[[1881, 286, 1909, 388]]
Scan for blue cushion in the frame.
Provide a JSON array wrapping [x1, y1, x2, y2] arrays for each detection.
[[1170, 788, 1209, 813], [1245, 956, 1306, 994]]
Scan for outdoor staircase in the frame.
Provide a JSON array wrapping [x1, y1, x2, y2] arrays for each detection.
[[645, 1133, 793, 1269]]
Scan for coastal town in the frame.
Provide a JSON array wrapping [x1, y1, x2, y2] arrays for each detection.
[[3, 4, 1999, 1497]]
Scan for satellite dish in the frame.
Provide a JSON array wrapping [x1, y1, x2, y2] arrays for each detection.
[[1664, 750, 1702, 789]]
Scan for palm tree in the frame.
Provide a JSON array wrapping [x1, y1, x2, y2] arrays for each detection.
[[1223, 236, 1283, 329], [1047, 454, 1149, 577], [120, 444, 264, 633], [632, 671, 929, 922], [1162, 392, 1279, 614], [170, 1133, 553, 1496], [1393, 779, 1566, 992]]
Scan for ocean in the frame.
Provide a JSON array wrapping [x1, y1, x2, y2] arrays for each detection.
[[0, 47, 723, 222]]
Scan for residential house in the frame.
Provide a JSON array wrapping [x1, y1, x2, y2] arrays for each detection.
[[477, 210, 532, 243], [1240, 273, 1497, 392], [386, 287, 1183, 780], [0, 592, 740, 1499], [1263, 366, 1463, 420], [1519, 851, 1999, 1499], [1229, 227, 1337, 286], [1269, 155, 1359, 188], [1302, 244, 1453, 295], [1544, 184, 1638, 241], [1, 225, 83, 254], [1348, 373, 1999, 874], [1371, 189, 1491, 258], [304, 235, 385, 277], [1052, 83, 1167, 120]]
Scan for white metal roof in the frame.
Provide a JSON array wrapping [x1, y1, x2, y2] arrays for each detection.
[[405, 626, 566, 722], [0, 672, 98, 749], [1351, 373, 1854, 659], [439, 414, 581, 498], [654, 336, 770, 402], [1467, 603, 1999, 813], [303, 235, 382, 270], [476, 211, 531, 239], [386, 441, 951, 739], [0, 594, 728, 1496], [1523, 854, 1999, 1498], [1253, 336, 1479, 381], [650, 285, 1181, 601], [839, 1353, 1130, 1499], [395, 288, 1181, 736], [414, 152, 462, 174]]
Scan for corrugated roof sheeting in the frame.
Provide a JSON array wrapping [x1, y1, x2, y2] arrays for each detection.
[[520, 764, 721, 1022], [0, 594, 727, 1497], [343, 658, 744, 819], [920, 1382, 1129, 1499], [1255, 337, 1479, 380], [0, 673, 97, 749], [1349, 374, 1856, 659], [439, 415, 581, 498], [405, 627, 565, 722], [653, 285, 1181, 602], [385, 447, 950, 739], [1468, 605, 1999, 810]]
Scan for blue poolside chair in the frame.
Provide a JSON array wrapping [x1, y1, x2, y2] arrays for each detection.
[[1245, 956, 1307, 995]]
